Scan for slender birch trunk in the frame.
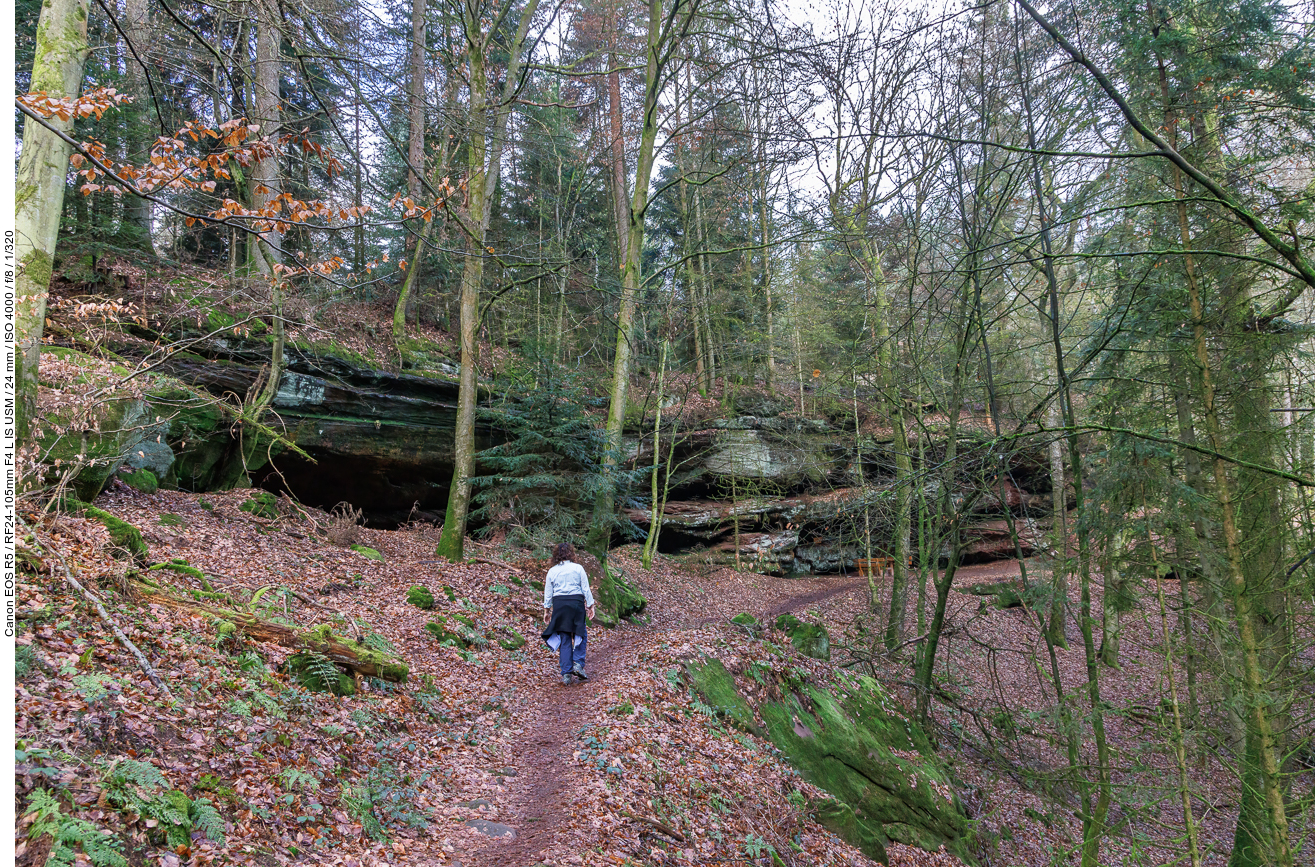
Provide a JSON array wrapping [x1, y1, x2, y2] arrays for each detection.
[[15, 0, 91, 444]]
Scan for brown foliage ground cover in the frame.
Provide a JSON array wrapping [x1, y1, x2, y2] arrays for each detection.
[[15, 483, 1312, 867], [14, 486, 879, 867]]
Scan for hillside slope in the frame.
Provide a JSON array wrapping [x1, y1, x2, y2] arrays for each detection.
[[15, 486, 964, 867]]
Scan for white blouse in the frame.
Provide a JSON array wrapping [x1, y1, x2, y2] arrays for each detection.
[[542, 561, 595, 608]]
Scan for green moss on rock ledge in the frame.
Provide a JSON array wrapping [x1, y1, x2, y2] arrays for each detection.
[[239, 491, 279, 519], [596, 564, 646, 621], [762, 677, 969, 862], [119, 467, 159, 493], [684, 658, 762, 735]]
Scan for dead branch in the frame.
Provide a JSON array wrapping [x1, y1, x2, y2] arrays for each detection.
[[620, 810, 686, 842], [21, 518, 174, 700]]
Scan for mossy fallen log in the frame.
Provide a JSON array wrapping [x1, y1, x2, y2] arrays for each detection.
[[63, 499, 149, 561], [134, 587, 408, 682]]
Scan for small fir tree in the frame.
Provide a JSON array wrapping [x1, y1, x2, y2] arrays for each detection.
[[471, 358, 638, 552]]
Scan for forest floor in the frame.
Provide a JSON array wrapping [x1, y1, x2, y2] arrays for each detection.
[[14, 483, 1313, 867]]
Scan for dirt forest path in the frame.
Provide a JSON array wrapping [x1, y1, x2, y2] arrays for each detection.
[[454, 577, 864, 867]]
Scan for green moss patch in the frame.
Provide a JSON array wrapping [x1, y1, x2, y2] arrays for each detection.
[[148, 559, 213, 591], [424, 614, 487, 650], [64, 500, 148, 561], [774, 613, 830, 660], [406, 585, 434, 609], [297, 625, 408, 682], [239, 491, 279, 519], [684, 655, 969, 864], [497, 628, 526, 651], [351, 545, 383, 561], [119, 467, 159, 493], [759, 677, 968, 862], [684, 657, 762, 735], [596, 564, 646, 621]]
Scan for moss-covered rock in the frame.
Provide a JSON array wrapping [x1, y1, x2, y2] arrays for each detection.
[[684, 657, 762, 735], [684, 654, 969, 863], [239, 491, 279, 519], [596, 564, 646, 620], [351, 544, 383, 561], [759, 677, 968, 862], [406, 585, 435, 609], [774, 613, 830, 660], [790, 623, 830, 660], [730, 612, 764, 637], [34, 348, 273, 497], [119, 467, 159, 493]]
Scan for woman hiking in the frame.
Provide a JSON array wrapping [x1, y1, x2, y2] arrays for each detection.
[[541, 542, 595, 685]]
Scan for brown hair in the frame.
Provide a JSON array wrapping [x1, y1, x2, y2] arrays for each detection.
[[549, 542, 576, 567]]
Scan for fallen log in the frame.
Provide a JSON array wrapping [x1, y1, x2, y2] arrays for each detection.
[[135, 587, 408, 682]]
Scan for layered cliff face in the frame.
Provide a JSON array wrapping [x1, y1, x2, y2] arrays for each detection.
[[624, 415, 1056, 574], [107, 336, 487, 525], [49, 337, 1055, 569]]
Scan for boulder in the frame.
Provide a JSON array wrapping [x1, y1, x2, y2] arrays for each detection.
[[686, 657, 970, 863], [761, 679, 969, 861], [125, 336, 489, 522], [36, 348, 274, 498], [774, 613, 830, 660]]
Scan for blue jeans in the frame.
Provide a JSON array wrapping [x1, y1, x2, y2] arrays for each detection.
[[558, 632, 586, 676]]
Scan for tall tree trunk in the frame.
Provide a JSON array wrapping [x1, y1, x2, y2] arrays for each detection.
[[120, 0, 154, 251], [591, 0, 694, 558], [606, 4, 629, 269], [15, 0, 91, 445], [435, 0, 541, 561], [1147, 42, 1294, 865], [393, 0, 428, 343], [251, 0, 282, 273]]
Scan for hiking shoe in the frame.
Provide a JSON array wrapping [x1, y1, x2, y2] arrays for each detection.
[[572, 663, 588, 681], [561, 674, 573, 686]]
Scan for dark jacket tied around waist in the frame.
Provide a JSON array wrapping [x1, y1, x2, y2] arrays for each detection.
[[542, 594, 587, 642]]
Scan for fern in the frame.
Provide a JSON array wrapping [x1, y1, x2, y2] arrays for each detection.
[[105, 758, 167, 797], [235, 650, 266, 673], [341, 785, 386, 840], [25, 789, 128, 867], [361, 631, 400, 657], [189, 797, 227, 845], [72, 673, 117, 702], [249, 690, 286, 720], [278, 768, 320, 793], [291, 651, 342, 692], [225, 698, 253, 718]]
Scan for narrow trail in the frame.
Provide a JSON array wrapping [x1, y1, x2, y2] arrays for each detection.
[[456, 626, 639, 867], [455, 579, 861, 866]]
